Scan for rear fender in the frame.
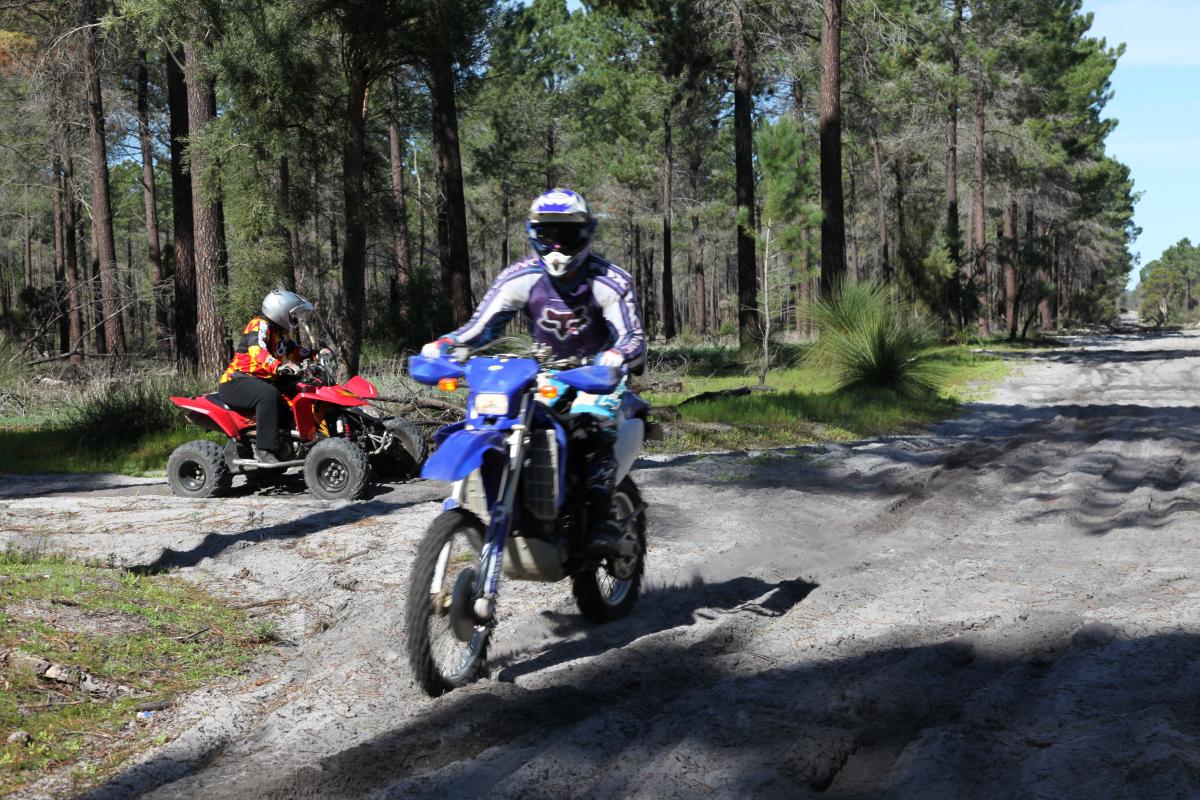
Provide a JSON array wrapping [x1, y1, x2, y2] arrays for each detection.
[[170, 395, 247, 438]]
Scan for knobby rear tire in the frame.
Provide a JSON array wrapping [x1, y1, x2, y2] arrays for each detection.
[[167, 440, 232, 499], [573, 477, 646, 623], [406, 510, 488, 697]]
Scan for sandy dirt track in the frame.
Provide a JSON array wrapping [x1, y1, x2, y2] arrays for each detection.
[[4, 330, 1200, 799]]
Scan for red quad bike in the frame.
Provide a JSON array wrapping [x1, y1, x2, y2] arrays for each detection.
[[166, 355, 426, 501]]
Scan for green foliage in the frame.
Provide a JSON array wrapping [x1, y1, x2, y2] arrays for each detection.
[[806, 281, 946, 397], [1137, 239, 1200, 326]]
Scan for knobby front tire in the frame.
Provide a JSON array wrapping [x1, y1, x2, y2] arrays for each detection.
[[406, 510, 488, 696]]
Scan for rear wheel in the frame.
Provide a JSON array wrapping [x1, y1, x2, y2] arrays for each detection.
[[406, 511, 489, 696], [167, 440, 232, 499], [303, 437, 370, 501], [573, 478, 646, 623]]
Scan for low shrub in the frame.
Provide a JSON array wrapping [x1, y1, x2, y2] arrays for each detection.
[[62, 374, 211, 455], [805, 281, 946, 396]]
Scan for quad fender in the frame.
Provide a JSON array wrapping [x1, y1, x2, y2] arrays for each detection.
[[170, 395, 250, 439], [291, 387, 366, 439], [422, 428, 507, 483], [345, 375, 379, 399]]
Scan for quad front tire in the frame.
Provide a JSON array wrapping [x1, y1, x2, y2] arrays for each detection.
[[573, 477, 646, 623], [167, 440, 232, 499], [304, 437, 370, 501]]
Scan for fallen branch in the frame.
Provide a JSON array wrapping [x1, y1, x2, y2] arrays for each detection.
[[678, 386, 772, 407], [27, 351, 121, 367], [375, 396, 463, 414]]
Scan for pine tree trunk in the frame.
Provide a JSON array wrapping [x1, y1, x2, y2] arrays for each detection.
[[167, 46, 197, 369], [183, 39, 226, 376], [60, 153, 83, 362], [661, 105, 676, 340], [53, 160, 68, 353], [689, 150, 705, 335], [819, 0, 846, 297], [870, 137, 889, 283], [1003, 191, 1018, 339], [339, 66, 370, 377], [81, 0, 126, 358], [279, 156, 304, 293], [136, 51, 169, 359], [946, 0, 964, 325], [388, 113, 412, 292], [892, 161, 907, 289], [971, 83, 988, 337], [732, 0, 758, 346], [430, 51, 472, 326]]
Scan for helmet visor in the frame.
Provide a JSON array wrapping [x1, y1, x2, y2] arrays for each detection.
[[530, 223, 589, 257], [288, 300, 314, 327]]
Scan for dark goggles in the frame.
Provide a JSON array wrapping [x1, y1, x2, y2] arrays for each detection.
[[530, 223, 589, 255]]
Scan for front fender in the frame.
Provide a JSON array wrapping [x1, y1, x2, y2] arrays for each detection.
[[421, 428, 507, 482]]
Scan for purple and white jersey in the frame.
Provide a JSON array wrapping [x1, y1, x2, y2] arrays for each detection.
[[448, 255, 646, 371]]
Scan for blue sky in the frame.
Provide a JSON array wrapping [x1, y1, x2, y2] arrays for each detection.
[[1080, 0, 1200, 285]]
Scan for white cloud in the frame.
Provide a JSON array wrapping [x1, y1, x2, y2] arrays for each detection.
[[1084, 0, 1200, 66]]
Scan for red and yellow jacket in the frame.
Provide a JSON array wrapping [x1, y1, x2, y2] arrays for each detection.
[[220, 316, 313, 383]]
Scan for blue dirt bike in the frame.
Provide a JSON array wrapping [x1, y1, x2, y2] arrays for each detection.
[[405, 343, 651, 696]]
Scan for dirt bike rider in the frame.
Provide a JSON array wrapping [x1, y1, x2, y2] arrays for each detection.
[[218, 289, 326, 464], [421, 188, 646, 558]]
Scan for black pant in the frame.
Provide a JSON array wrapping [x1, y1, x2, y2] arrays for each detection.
[[218, 375, 292, 451], [569, 414, 618, 530]]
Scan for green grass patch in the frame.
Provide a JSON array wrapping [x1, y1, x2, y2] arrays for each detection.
[[0, 548, 261, 796], [645, 345, 1013, 452]]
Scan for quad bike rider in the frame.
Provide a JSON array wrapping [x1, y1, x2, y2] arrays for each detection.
[[166, 290, 425, 500], [421, 188, 646, 558], [219, 288, 321, 465]]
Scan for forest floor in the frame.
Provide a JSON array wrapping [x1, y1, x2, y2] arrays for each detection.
[[3, 328, 1200, 799]]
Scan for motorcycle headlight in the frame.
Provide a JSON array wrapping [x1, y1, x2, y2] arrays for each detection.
[[472, 393, 509, 416]]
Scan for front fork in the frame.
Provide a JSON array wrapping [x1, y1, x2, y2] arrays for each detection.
[[473, 395, 533, 621]]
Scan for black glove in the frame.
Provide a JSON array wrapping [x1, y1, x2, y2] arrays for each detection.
[[276, 362, 301, 376]]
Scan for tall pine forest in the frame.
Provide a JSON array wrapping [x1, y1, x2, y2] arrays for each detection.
[[0, 0, 1139, 374]]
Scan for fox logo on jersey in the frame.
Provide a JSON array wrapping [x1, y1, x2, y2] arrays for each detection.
[[537, 306, 591, 340]]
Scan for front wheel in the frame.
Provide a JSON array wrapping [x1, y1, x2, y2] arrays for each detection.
[[573, 477, 646, 623], [406, 510, 488, 696], [303, 437, 370, 501]]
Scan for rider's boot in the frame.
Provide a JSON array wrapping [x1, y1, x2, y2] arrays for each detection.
[[254, 448, 281, 464]]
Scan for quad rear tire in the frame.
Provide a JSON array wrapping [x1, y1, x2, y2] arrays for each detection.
[[573, 477, 646, 623], [304, 437, 370, 501], [167, 440, 232, 499], [406, 510, 488, 696]]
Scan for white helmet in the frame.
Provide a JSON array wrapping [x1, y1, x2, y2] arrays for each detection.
[[261, 289, 314, 330], [526, 188, 597, 279]]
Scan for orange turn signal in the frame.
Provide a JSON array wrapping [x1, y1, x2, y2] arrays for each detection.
[[437, 378, 459, 392], [538, 385, 559, 400]]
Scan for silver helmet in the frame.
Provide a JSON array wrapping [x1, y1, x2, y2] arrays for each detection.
[[261, 289, 314, 330]]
